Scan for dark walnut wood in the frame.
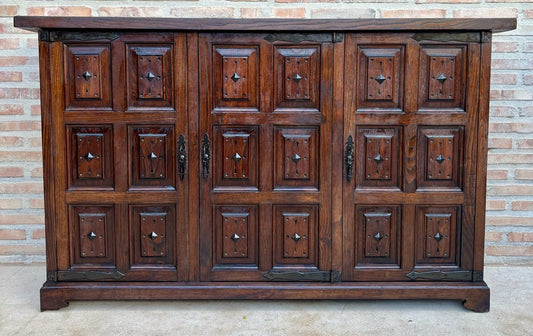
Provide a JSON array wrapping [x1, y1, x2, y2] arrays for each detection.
[[13, 16, 516, 312]]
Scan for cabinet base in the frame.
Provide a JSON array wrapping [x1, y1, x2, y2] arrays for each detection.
[[40, 280, 490, 312]]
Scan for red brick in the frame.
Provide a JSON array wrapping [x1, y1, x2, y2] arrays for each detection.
[[489, 123, 533, 133], [310, 8, 376, 18], [0, 199, 23, 209], [0, 245, 45, 256], [492, 42, 519, 53], [491, 74, 516, 85], [0, 136, 24, 147], [30, 167, 43, 178], [0, 5, 19, 16], [0, 104, 23, 115], [507, 232, 533, 242], [486, 246, 533, 257], [520, 106, 533, 117], [0, 151, 42, 162], [490, 89, 533, 101], [488, 138, 512, 149], [32, 229, 46, 239], [273, 8, 306, 18], [517, 139, 533, 149], [524, 74, 533, 86], [27, 6, 92, 16], [511, 201, 533, 211], [29, 199, 44, 209], [0, 71, 22, 82], [486, 200, 506, 211], [515, 169, 533, 180], [170, 7, 233, 18], [31, 105, 41, 116], [453, 8, 517, 18], [0, 182, 43, 194], [488, 154, 533, 164], [0, 121, 38, 131], [0, 38, 20, 49], [29, 137, 42, 148], [490, 106, 515, 118], [381, 9, 446, 18], [276, 0, 335, 2], [417, 0, 479, 2], [486, 216, 533, 226], [98, 7, 162, 17], [0, 214, 44, 225], [526, 43, 533, 53], [525, 9, 533, 19], [487, 169, 508, 180], [0, 56, 29, 67], [485, 231, 503, 242], [487, 186, 533, 197], [486, 0, 532, 2], [0, 167, 24, 178], [28, 72, 40, 82], [491, 59, 533, 70], [0, 229, 25, 240], [0, 88, 40, 99]]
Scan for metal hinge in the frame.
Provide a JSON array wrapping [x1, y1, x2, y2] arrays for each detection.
[[57, 270, 125, 281], [406, 270, 472, 281], [263, 270, 341, 283]]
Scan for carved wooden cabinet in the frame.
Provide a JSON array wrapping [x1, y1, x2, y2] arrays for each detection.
[[14, 16, 516, 312]]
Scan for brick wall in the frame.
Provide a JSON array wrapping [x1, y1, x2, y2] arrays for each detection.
[[0, 0, 531, 264]]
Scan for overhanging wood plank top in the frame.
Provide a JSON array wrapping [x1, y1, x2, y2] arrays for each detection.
[[14, 16, 516, 33]]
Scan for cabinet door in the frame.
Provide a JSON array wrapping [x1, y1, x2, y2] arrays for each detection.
[[198, 33, 333, 281], [341, 33, 479, 281]]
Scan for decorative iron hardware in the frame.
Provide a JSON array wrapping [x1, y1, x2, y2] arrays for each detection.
[[85, 152, 95, 161], [201, 133, 210, 179], [57, 270, 125, 281], [145, 72, 156, 81], [481, 32, 491, 44], [148, 231, 159, 240], [291, 233, 302, 242], [292, 73, 303, 83], [436, 154, 445, 164], [81, 71, 92, 81], [231, 73, 241, 83], [177, 134, 186, 181], [437, 74, 447, 83], [344, 135, 355, 182], [473, 270, 484, 282], [412, 32, 483, 43], [263, 270, 341, 283], [291, 153, 301, 164], [148, 152, 158, 161], [232, 152, 242, 163], [434, 232, 443, 242], [265, 33, 343, 43], [47, 270, 58, 282], [373, 232, 383, 242], [406, 270, 472, 281], [373, 154, 383, 164], [87, 231, 97, 241], [375, 74, 386, 84], [230, 233, 241, 242], [41, 31, 121, 42]]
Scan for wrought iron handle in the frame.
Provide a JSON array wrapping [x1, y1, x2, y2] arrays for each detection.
[[344, 135, 354, 182], [177, 134, 186, 181], [201, 133, 210, 179]]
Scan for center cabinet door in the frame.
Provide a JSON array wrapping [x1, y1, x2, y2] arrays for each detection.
[[199, 34, 333, 281]]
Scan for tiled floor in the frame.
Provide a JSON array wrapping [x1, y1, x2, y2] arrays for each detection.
[[0, 265, 531, 335]]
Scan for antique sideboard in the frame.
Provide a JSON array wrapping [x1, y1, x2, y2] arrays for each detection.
[[14, 16, 516, 311]]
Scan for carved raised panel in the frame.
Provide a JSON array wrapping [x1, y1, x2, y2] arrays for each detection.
[[65, 45, 112, 109], [356, 127, 401, 189], [274, 205, 317, 267], [127, 45, 173, 110], [416, 206, 459, 265], [215, 206, 257, 266], [70, 205, 115, 267], [357, 46, 404, 111], [275, 46, 319, 110], [419, 46, 466, 111], [274, 127, 319, 190], [214, 126, 258, 189], [68, 126, 113, 189], [132, 206, 175, 266], [418, 127, 463, 189], [130, 126, 175, 188], [356, 206, 400, 266], [214, 47, 258, 110]]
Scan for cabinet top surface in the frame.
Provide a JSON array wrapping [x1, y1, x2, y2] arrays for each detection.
[[14, 16, 516, 33]]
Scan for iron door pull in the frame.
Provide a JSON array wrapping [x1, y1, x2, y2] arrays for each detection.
[[201, 133, 210, 179], [178, 134, 186, 181], [345, 135, 355, 182]]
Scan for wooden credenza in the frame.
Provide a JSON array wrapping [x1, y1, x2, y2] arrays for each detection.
[[14, 16, 516, 312]]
